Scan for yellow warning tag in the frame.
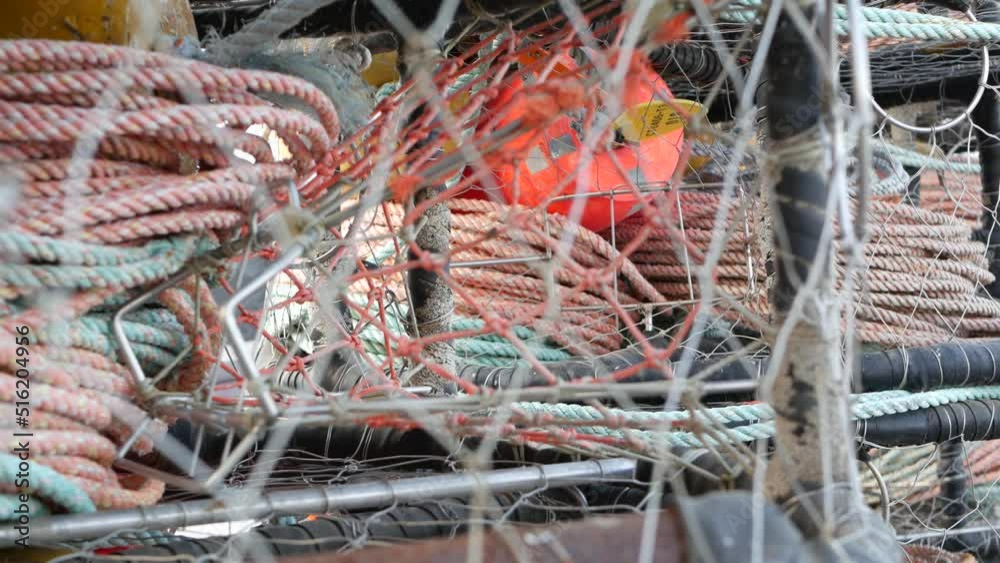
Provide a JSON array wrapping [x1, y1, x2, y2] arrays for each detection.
[[613, 99, 703, 142], [517, 49, 576, 76]]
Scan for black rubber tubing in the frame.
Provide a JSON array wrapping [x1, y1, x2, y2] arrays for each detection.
[[858, 398, 1000, 446], [460, 339, 1000, 394], [84, 485, 648, 562]]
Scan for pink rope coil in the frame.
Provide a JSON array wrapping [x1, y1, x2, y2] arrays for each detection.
[[0, 39, 338, 512], [610, 191, 1000, 348], [360, 199, 669, 355]]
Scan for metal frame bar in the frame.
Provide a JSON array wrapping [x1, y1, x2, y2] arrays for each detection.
[[0, 458, 636, 545]]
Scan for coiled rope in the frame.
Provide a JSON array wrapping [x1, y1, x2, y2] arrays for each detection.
[[724, 0, 1000, 42], [0, 40, 336, 518], [611, 190, 1000, 347], [885, 144, 986, 226], [358, 199, 670, 356]]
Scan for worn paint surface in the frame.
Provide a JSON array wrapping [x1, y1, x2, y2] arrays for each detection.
[[2, 0, 195, 48], [278, 511, 687, 563]]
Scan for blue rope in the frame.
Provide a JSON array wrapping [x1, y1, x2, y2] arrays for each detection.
[[353, 301, 573, 367], [0, 454, 95, 519], [514, 386, 1000, 448], [876, 142, 981, 175]]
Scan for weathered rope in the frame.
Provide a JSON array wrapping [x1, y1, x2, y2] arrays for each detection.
[[725, 1, 1000, 42], [612, 190, 999, 347], [358, 200, 669, 356], [0, 39, 336, 517], [510, 386, 1000, 448], [351, 302, 574, 367], [206, 0, 340, 66]]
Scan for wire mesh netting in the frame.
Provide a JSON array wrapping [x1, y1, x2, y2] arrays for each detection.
[[8, 0, 1000, 561]]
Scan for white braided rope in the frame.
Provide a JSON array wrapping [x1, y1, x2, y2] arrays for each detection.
[[208, 0, 340, 65]]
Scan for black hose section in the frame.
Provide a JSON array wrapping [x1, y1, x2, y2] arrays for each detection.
[[84, 485, 648, 562], [168, 417, 746, 496], [860, 340, 1000, 391], [902, 165, 921, 207], [937, 440, 969, 527], [648, 43, 724, 85], [857, 399, 1000, 447], [158, 419, 449, 471], [161, 419, 604, 476], [942, 528, 1000, 558], [459, 339, 1000, 394], [764, 10, 827, 313], [684, 42, 1000, 125], [166, 338, 1000, 466]]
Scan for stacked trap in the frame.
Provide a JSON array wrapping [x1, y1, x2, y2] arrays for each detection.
[[7, 0, 1000, 561]]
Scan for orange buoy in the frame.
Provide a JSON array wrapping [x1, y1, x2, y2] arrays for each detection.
[[464, 51, 686, 232]]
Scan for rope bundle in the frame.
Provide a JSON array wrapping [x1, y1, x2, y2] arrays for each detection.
[[361, 199, 668, 356], [608, 188, 999, 347], [875, 143, 983, 226], [920, 170, 984, 226], [503, 386, 1000, 452], [0, 40, 337, 517], [725, 0, 1000, 43]]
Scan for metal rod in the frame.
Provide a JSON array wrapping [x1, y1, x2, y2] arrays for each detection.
[[220, 242, 308, 419], [4, 459, 636, 545], [112, 271, 191, 399], [450, 255, 549, 269], [898, 523, 1000, 542]]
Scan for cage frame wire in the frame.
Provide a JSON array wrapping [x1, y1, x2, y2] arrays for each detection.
[[11, 0, 1000, 557]]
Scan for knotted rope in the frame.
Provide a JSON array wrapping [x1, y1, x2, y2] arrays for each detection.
[[0, 39, 336, 517]]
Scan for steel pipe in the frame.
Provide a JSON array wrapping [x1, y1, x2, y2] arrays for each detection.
[[1, 459, 636, 546]]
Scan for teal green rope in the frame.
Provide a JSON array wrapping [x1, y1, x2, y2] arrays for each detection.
[[0, 238, 200, 292], [76, 317, 188, 350], [0, 494, 50, 518], [350, 292, 573, 367], [724, 1, 1000, 42], [88, 308, 184, 328], [876, 143, 981, 175], [514, 386, 1000, 448], [37, 320, 187, 368], [0, 233, 181, 267], [359, 319, 572, 365], [0, 231, 198, 369], [0, 454, 95, 519], [0, 236, 217, 301]]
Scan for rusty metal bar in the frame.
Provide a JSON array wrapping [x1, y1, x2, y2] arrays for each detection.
[[277, 511, 687, 563]]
